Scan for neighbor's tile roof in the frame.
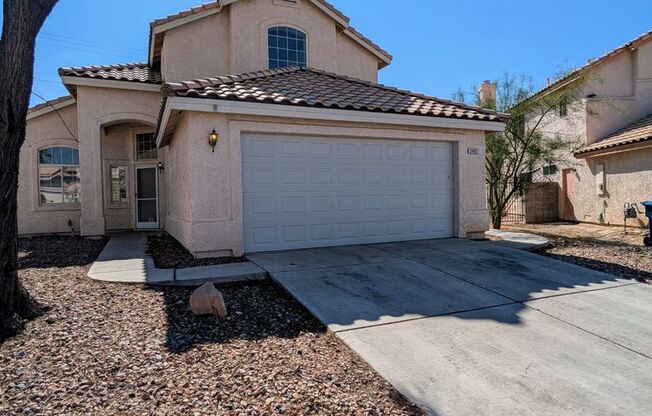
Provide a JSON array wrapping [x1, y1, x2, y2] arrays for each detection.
[[575, 113, 652, 156], [526, 30, 652, 102], [59, 63, 163, 84], [162, 66, 506, 122]]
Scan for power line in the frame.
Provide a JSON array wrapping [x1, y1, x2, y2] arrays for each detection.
[[31, 91, 79, 143], [39, 32, 144, 55], [37, 40, 142, 60]]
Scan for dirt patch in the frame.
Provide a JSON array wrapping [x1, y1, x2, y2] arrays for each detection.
[[148, 233, 247, 269], [1, 236, 423, 415]]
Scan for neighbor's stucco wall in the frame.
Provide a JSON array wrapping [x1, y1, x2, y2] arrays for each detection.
[[158, 0, 381, 83], [569, 148, 652, 227], [164, 112, 489, 257], [19, 104, 81, 235], [529, 38, 652, 226]]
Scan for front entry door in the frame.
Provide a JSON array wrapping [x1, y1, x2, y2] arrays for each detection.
[[135, 166, 159, 229]]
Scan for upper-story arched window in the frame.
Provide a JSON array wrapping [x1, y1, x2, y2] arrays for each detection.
[[268, 26, 307, 69], [38, 146, 81, 204]]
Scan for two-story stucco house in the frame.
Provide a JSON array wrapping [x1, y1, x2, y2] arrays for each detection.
[[524, 30, 652, 228], [22, 0, 506, 257]]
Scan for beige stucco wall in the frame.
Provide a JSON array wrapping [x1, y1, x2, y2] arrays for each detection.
[[569, 148, 652, 227], [161, 10, 232, 82], [19, 104, 81, 235], [164, 112, 489, 257], [529, 38, 652, 227], [101, 123, 165, 231], [159, 0, 382, 83], [74, 86, 163, 236]]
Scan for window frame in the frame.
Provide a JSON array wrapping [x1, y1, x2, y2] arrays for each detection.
[[559, 98, 568, 117], [542, 164, 558, 176], [110, 165, 129, 205], [267, 25, 308, 69], [37, 145, 81, 206], [134, 132, 157, 161]]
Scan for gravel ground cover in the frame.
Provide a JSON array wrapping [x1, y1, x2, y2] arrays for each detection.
[[504, 224, 652, 282], [538, 236, 652, 282], [148, 233, 247, 269], [1, 236, 423, 415]]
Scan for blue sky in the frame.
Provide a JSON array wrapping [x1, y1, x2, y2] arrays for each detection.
[[7, 0, 652, 106]]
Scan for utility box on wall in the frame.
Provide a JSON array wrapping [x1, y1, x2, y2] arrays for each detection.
[[596, 163, 606, 196]]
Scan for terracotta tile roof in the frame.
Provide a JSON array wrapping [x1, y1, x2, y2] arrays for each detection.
[[59, 63, 162, 84], [575, 113, 652, 157], [148, 0, 391, 66], [150, 1, 222, 28], [526, 30, 652, 102], [28, 95, 74, 114], [163, 67, 506, 122]]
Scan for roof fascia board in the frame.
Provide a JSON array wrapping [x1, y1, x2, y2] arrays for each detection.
[[342, 28, 391, 64], [148, 0, 390, 67], [308, 0, 349, 26], [27, 98, 76, 121], [157, 96, 505, 145], [60, 76, 162, 93], [148, 5, 224, 66], [575, 139, 652, 159]]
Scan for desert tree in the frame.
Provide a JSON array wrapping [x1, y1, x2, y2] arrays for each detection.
[[453, 72, 585, 229], [1, 0, 59, 339]]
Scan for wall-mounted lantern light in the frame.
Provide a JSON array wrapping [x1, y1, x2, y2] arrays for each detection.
[[157, 161, 165, 171], [208, 129, 219, 152]]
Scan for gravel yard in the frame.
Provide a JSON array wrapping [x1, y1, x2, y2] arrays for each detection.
[[148, 233, 247, 269], [1, 236, 423, 415], [505, 224, 652, 282]]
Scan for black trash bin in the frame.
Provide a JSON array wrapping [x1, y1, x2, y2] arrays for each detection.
[[642, 201, 652, 246]]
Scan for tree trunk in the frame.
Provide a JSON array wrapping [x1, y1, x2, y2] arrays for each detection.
[[0, 0, 58, 340]]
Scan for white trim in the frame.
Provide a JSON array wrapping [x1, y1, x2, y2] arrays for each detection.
[[27, 98, 76, 121], [60, 76, 162, 93], [156, 96, 505, 146]]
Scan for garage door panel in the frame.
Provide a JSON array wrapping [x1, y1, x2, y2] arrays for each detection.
[[243, 134, 454, 252]]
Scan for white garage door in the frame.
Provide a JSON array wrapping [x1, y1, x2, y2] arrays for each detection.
[[242, 134, 454, 253]]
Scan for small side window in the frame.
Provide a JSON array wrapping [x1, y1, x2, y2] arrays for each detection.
[[543, 164, 558, 176], [110, 166, 128, 203], [559, 99, 568, 117]]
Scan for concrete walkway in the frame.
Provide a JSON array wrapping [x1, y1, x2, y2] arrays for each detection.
[[250, 238, 652, 416], [88, 233, 267, 286], [486, 229, 550, 250]]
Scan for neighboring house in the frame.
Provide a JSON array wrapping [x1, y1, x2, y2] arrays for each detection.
[[523, 30, 652, 228], [22, 0, 506, 257]]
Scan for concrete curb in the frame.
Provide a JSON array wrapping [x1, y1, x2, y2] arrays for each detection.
[[88, 234, 269, 286], [485, 229, 550, 251]]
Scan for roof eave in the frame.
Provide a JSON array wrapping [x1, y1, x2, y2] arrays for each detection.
[[156, 96, 506, 148], [574, 136, 652, 159]]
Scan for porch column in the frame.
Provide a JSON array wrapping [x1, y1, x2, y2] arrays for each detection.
[[78, 110, 106, 236]]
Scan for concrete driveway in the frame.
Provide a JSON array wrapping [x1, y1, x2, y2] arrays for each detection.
[[248, 239, 652, 416]]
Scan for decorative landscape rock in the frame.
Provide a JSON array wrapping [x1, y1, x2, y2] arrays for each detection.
[[189, 282, 228, 317]]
